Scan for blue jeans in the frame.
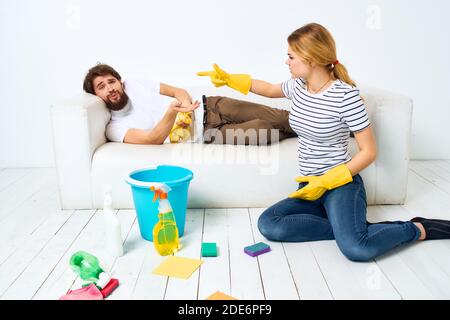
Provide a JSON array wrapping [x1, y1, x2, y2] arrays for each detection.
[[257, 174, 420, 262]]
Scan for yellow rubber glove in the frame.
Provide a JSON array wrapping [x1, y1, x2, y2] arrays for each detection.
[[197, 63, 252, 95], [289, 164, 353, 201], [169, 112, 193, 143]]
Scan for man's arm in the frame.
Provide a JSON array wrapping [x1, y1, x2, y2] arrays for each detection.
[[123, 103, 178, 144], [123, 100, 199, 145], [160, 83, 199, 107]]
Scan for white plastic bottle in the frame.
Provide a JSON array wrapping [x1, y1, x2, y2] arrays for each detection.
[[103, 185, 123, 258]]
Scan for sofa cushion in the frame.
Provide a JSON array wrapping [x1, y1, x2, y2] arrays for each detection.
[[91, 137, 377, 208]]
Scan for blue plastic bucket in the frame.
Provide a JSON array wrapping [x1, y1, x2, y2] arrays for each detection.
[[125, 165, 193, 241]]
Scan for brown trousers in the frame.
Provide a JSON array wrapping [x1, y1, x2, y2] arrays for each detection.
[[203, 96, 296, 145]]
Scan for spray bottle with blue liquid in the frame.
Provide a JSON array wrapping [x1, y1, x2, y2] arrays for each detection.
[[150, 184, 179, 256]]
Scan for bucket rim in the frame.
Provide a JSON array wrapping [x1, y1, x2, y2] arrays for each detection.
[[125, 165, 193, 188]]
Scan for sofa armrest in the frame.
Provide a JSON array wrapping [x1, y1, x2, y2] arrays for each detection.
[[50, 93, 110, 209], [360, 87, 413, 204]]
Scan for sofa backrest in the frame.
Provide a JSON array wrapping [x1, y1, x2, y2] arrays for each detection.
[[183, 85, 408, 124], [87, 84, 412, 138]]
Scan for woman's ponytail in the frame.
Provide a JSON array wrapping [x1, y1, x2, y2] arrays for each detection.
[[332, 63, 356, 87]]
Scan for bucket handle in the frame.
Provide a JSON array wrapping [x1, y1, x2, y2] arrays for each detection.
[[124, 177, 165, 189]]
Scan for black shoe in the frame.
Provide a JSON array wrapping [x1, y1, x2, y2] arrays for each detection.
[[411, 217, 450, 240]]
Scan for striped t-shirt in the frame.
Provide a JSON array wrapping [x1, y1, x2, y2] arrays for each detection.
[[282, 78, 371, 176]]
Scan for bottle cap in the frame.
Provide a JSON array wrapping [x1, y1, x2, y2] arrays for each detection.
[[96, 272, 111, 289], [103, 184, 112, 194]]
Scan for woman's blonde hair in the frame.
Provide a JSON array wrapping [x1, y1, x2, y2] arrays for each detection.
[[288, 23, 356, 87]]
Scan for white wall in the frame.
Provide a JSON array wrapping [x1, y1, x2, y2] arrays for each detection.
[[1, 0, 449, 167]]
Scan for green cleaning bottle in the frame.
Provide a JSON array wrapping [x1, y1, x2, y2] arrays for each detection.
[[69, 251, 111, 289], [150, 184, 179, 256]]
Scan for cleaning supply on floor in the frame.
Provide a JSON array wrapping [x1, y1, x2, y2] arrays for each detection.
[[150, 183, 179, 256], [103, 185, 123, 258], [100, 278, 120, 298], [125, 165, 193, 241], [59, 283, 104, 300], [69, 251, 111, 289], [59, 279, 120, 300], [244, 242, 271, 257], [152, 256, 203, 279], [205, 291, 238, 300], [201, 242, 218, 257]]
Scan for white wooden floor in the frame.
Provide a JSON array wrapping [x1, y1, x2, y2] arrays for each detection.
[[1, 160, 450, 300]]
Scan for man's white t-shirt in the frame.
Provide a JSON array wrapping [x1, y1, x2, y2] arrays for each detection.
[[105, 78, 204, 143]]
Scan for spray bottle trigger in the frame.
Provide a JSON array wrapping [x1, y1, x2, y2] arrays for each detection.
[[150, 186, 159, 202]]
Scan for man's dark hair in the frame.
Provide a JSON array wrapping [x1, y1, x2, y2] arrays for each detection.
[[83, 63, 122, 94]]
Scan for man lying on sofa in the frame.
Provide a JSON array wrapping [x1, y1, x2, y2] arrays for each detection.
[[82, 63, 296, 145]]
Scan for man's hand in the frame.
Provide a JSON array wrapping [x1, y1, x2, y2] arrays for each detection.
[[169, 99, 197, 128], [169, 99, 200, 113], [168, 100, 197, 143]]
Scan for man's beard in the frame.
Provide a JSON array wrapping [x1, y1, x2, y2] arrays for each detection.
[[106, 91, 129, 111]]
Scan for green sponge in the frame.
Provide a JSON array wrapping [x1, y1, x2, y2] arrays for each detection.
[[201, 242, 218, 257]]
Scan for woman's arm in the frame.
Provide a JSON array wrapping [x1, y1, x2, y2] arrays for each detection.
[[250, 80, 285, 98], [345, 125, 377, 176]]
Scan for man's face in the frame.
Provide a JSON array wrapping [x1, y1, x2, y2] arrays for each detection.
[[92, 74, 128, 111]]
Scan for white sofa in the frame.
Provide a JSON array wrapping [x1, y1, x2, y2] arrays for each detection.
[[51, 86, 413, 209]]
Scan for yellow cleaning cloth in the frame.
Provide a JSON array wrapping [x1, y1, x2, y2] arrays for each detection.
[[152, 256, 203, 280], [169, 112, 193, 143], [205, 291, 238, 300]]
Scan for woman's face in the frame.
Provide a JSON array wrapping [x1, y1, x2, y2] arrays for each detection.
[[285, 46, 312, 79]]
